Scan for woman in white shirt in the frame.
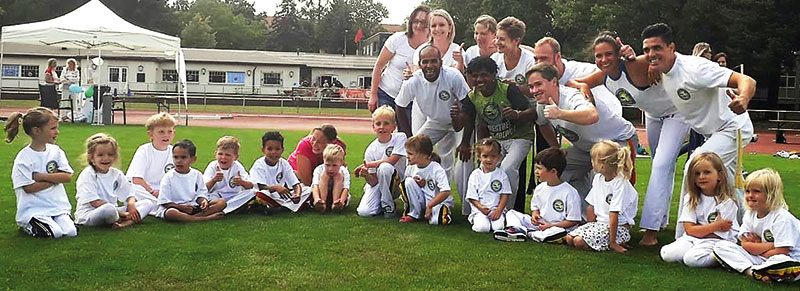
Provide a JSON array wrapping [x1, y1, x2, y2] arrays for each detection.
[[60, 59, 85, 121]]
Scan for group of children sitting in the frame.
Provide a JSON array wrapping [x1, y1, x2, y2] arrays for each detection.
[[6, 105, 800, 283]]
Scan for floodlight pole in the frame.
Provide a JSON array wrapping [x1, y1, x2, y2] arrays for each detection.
[[344, 29, 348, 57]]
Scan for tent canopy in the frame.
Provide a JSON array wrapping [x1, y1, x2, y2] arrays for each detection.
[[1, 0, 180, 52]]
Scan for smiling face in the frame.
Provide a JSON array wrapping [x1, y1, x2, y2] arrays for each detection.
[[148, 125, 175, 151], [372, 115, 396, 142], [493, 29, 519, 54], [469, 68, 497, 95], [172, 146, 196, 174], [594, 41, 620, 75], [419, 48, 442, 82], [643, 36, 676, 74], [745, 182, 769, 214], [33, 117, 60, 144], [262, 140, 284, 166], [693, 159, 720, 195], [527, 72, 558, 104], [717, 56, 727, 67], [429, 15, 451, 43], [533, 43, 559, 66], [310, 130, 329, 155], [474, 23, 496, 51], [410, 11, 429, 37], [215, 148, 238, 170], [89, 143, 117, 174]]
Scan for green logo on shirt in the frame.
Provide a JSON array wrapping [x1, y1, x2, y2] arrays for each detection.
[[677, 88, 691, 100], [482, 102, 501, 121], [385, 146, 394, 157], [229, 177, 237, 188], [46, 160, 58, 174], [615, 88, 636, 105], [707, 211, 718, 223], [605, 194, 613, 205], [763, 229, 774, 242], [553, 199, 565, 212], [438, 91, 451, 101], [490, 180, 502, 192]]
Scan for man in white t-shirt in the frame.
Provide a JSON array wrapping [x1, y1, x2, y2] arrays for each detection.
[[527, 63, 636, 212], [396, 45, 471, 178], [636, 23, 756, 238]]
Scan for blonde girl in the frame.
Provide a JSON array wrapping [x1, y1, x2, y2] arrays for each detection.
[[713, 169, 800, 283], [566, 140, 638, 253], [6, 107, 76, 238], [660, 152, 739, 267], [74, 133, 156, 228], [398, 134, 452, 225]]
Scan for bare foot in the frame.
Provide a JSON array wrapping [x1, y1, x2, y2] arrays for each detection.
[[332, 200, 344, 211], [112, 219, 135, 229], [314, 199, 327, 212], [205, 212, 225, 220], [639, 231, 659, 246]]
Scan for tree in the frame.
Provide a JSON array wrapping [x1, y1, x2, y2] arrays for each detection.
[[181, 14, 217, 48], [266, 0, 312, 52], [315, 0, 388, 54], [177, 0, 267, 49]]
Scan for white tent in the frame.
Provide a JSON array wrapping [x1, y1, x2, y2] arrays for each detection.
[[0, 0, 188, 118]]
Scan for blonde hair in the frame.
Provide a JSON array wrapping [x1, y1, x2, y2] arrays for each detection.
[[372, 105, 396, 124], [81, 133, 121, 169], [4, 107, 58, 143], [323, 143, 345, 163], [145, 112, 176, 131], [428, 9, 456, 45], [535, 37, 561, 55], [497, 16, 526, 40], [216, 136, 240, 154], [47, 58, 57, 68], [685, 152, 735, 210], [693, 42, 711, 57], [745, 168, 788, 212], [474, 137, 501, 159], [590, 140, 632, 180], [474, 15, 497, 33]]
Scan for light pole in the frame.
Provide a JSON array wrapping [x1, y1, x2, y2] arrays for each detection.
[[344, 29, 349, 56]]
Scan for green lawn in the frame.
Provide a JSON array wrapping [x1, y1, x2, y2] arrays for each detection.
[[1, 124, 798, 290]]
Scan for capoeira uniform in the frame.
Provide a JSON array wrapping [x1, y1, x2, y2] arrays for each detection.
[[661, 196, 739, 267], [203, 160, 256, 214], [249, 157, 311, 212], [155, 168, 208, 218], [506, 181, 582, 241], [357, 132, 407, 216], [412, 42, 465, 134], [75, 166, 156, 226], [400, 161, 453, 225], [12, 144, 77, 238], [491, 49, 536, 87], [311, 164, 352, 206], [713, 209, 800, 282], [396, 66, 471, 179], [568, 174, 638, 251], [560, 59, 622, 116], [466, 167, 511, 232], [605, 63, 691, 232], [534, 86, 636, 212], [126, 143, 174, 212], [663, 54, 754, 238]]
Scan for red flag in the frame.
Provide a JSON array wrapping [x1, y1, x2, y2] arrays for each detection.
[[354, 28, 364, 43]]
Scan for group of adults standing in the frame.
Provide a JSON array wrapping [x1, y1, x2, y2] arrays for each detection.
[[43, 58, 86, 122], [367, 5, 756, 246]]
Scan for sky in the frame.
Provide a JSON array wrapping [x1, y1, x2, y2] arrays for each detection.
[[252, 0, 423, 24]]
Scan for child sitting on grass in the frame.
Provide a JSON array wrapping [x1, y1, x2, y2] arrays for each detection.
[[126, 113, 176, 212], [203, 136, 256, 214], [354, 105, 407, 217], [398, 134, 453, 225], [249, 131, 311, 214], [312, 144, 351, 213], [75, 133, 155, 228], [156, 139, 226, 222], [497, 147, 581, 242], [466, 138, 510, 233]]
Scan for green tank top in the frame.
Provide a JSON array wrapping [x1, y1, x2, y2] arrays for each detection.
[[468, 81, 534, 140]]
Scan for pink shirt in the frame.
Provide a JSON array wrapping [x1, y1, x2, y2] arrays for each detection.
[[288, 136, 347, 171]]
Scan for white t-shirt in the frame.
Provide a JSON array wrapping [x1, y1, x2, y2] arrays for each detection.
[[396, 66, 470, 125], [463, 45, 482, 66], [604, 64, 679, 118], [203, 160, 253, 195], [75, 167, 133, 219], [535, 85, 635, 152], [561, 59, 623, 116], [158, 168, 207, 206], [466, 167, 511, 213], [677, 195, 740, 241], [312, 164, 351, 190], [11, 144, 74, 226], [740, 208, 800, 260], [126, 143, 174, 191], [249, 157, 300, 189], [586, 174, 638, 226], [413, 42, 464, 69], [530, 181, 582, 225], [491, 48, 536, 85], [661, 53, 750, 135], [379, 32, 418, 98], [364, 132, 408, 175], [404, 161, 452, 202]]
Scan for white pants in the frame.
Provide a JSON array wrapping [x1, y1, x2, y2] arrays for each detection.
[[469, 210, 505, 233], [76, 200, 156, 226], [210, 189, 256, 214], [258, 186, 312, 212], [357, 163, 399, 216], [131, 185, 161, 215], [500, 139, 532, 210], [660, 236, 721, 267], [639, 114, 691, 231], [675, 118, 753, 238], [400, 177, 453, 225], [411, 103, 426, 135], [562, 140, 630, 218], [60, 84, 86, 121], [23, 213, 77, 238], [713, 240, 800, 280], [455, 135, 475, 216], [417, 120, 458, 179]]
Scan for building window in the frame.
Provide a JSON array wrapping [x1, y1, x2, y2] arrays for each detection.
[[187, 70, 199, 83], [2, 65, 39, 78], [162, 69, 178, 82], [263, 72, 281, 86], [780, 74, 796, 88], [137, 73, 146, 83], [227, 72, 245, 84], [2, 65, 19, 77], [209, 71, 226, 83], [209, 71, 245, 84], [358, 76, 372, 89], [109, 67, 127, 83]]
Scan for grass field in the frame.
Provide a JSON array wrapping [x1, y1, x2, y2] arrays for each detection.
[[1, 124, 799, 290]]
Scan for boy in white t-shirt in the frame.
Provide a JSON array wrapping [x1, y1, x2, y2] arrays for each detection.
[[250, 131, 312, 213], [157, 140, 226, 222], [203, 136, 256, 214], [312, 144, 350, 213], [355, 106, 407, 217], [496, 148, 581, 242], [127, 113, 176, 210]]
